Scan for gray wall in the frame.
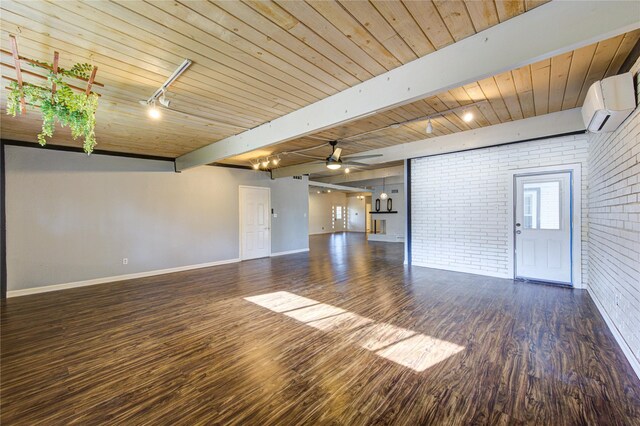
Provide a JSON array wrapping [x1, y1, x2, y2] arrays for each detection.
[[5, 145, 308, 291]]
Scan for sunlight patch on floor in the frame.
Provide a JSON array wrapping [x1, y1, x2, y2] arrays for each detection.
[[244, 291, 318, 312], [244, 291, 464, 372]]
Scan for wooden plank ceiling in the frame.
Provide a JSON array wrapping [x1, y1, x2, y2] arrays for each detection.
[[0, 1, 637, 175]]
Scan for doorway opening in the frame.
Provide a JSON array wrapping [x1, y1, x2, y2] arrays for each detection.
[[239, 186, 271, 260], [514, 171, 573, 285]]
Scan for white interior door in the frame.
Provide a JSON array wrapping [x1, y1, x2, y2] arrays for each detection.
[[240, 186, 271, 260], [515, 172, 572, 284]]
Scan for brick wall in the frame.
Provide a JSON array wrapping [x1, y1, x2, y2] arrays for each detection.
[[587, 101, 640, 369], [410, 135, 589, 281]]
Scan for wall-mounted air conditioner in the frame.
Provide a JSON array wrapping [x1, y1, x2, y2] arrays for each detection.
[[581, 72, 635, 133]]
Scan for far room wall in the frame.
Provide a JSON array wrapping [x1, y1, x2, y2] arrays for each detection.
[[308, 190, 348, 234], [4, 145, 309, 293], [369, 182, 405, 243], [347, 195, 366, 232]]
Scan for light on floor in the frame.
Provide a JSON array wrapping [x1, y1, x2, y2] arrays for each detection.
[[244, 291, 465, 372]]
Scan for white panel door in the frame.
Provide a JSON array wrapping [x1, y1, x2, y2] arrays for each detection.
[[515, 173, 572, 284], [240, 186, 271, 260]]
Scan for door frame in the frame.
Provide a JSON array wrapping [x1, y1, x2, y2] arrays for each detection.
[[507, 164, 583, 288], [238, 185, 271, 260]]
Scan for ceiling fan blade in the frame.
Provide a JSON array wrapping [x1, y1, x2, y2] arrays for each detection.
[[343, 154, 383, 160], [332, 147, 342, 161], [343, 161, 370, 167]]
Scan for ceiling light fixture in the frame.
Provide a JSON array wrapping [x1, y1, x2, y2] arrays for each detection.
[[139, 59, 192, 116], [380, 177, 388, 200], [426, 119, 433, 134], [272, 157, 280, 166], [159, 91, 171, 108], [252, 162, 260, 170], [261, 159, 270, 168], [326, 160, 342, 170], [463, 110, 474, 123], [148, 100, 161, 120], [345, 167, 350, 174]]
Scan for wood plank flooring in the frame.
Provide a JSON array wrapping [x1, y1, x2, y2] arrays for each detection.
[[2, 233, 639, 425]]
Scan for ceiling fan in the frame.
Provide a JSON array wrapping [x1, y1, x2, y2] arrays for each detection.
[[317, 141, 382, 170]]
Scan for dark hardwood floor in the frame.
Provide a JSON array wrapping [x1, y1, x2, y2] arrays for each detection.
[[2, 233, 639, 425]]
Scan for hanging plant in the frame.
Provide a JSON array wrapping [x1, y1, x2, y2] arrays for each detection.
[[6, 62, 99, 154]]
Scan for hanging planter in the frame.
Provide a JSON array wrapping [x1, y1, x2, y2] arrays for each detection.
[[4, 36, 103, 154]]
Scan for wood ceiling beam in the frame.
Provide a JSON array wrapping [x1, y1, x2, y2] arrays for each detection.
[[272, 108, 584, 178], [308, 181, 372, 194], [176, 1, 639, 171], [335, 108, 586, 166], [313, 165, 405, 185]]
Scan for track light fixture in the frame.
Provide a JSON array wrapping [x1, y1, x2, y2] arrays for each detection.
[[250, 155, 282, 170], [148, 100, 161, 120], [159, 91, 171, 108], [139, 59, 192, 118], [463, 110, 474, 123]]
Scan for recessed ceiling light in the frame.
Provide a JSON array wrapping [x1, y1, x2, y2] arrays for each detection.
[[345, 167, 350, 173], [463, 111, 474, 122]]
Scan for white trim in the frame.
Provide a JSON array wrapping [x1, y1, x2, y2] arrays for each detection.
[[7, 258, 241, 298], [507, 163, 583, 288], [270, 248, 310, 257], [587, 288, 640, 379], [412, 261, 511, 279], [239, 185, 272, 260]]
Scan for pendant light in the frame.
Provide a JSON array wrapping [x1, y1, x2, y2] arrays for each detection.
[[380, 177, 388, 200]]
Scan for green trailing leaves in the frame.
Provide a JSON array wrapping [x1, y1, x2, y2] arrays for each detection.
[[6, 63, 99, 154]]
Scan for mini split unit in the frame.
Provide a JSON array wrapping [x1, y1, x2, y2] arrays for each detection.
[[581, 72, 636, 133]]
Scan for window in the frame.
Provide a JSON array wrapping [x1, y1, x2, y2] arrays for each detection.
[[523, 181, 561, 230], [336, 206, 342, 220], [331, 206, 335, 229]]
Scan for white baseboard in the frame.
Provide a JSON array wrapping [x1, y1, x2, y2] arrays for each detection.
[[411, 261, 512, 279], [7, 258, 241, 298], [587, 287, 640, 379], [271, 248, 310, 257]]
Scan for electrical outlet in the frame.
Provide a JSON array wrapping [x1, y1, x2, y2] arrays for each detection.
[[122, 258, 128, 265]]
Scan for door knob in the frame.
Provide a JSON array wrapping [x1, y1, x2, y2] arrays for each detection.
[[516, 223, 521, 227], [516, 230, 522, 234]]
